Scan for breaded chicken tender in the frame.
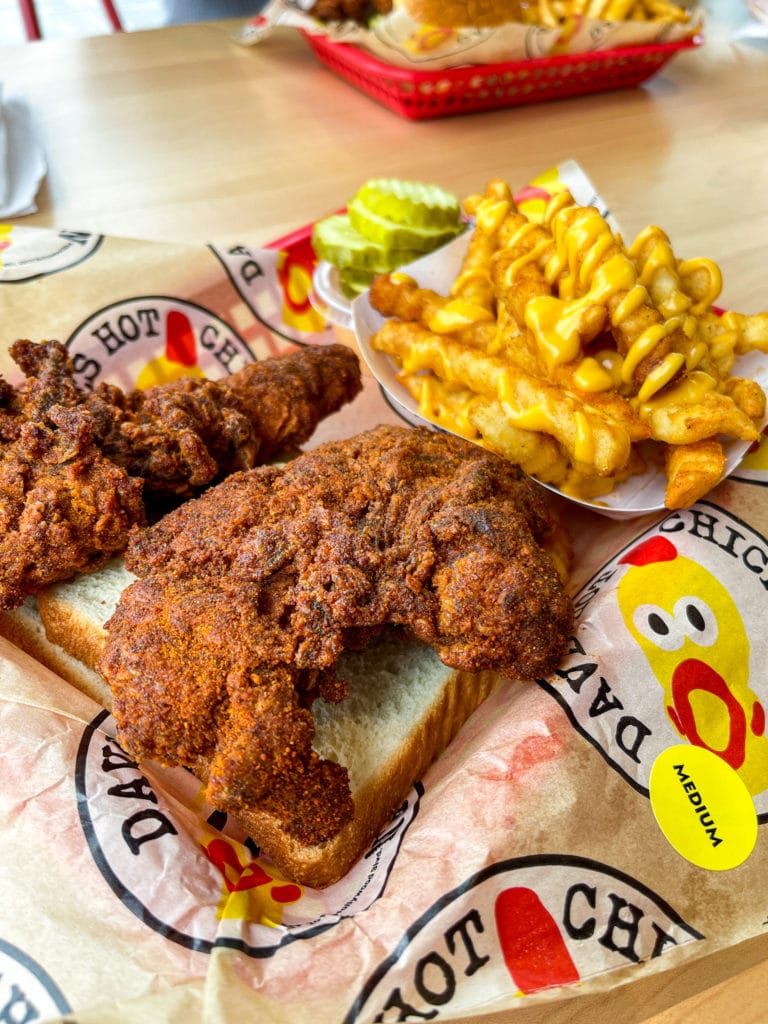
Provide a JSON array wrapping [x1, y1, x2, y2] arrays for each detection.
[[101, 425, 574, 847], [0, 340, 362, 609]]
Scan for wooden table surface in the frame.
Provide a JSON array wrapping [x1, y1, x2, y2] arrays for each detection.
[[1, 7, 767, 1022], [1, 6, 765, 315]]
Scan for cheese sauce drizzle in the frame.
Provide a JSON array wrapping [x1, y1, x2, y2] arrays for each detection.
[[400, 191, 744, 449], [492, 195, 731, 409]]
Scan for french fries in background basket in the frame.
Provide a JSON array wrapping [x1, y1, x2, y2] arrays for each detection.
[[523, 0, 694, 27], [367, 178, 768, 510]]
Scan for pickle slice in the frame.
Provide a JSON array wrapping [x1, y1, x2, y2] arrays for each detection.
[[312, 214, 421, 273], [337, 265, 376, 298], [355, 178, 461, 230], [348, 196, 463, 252]]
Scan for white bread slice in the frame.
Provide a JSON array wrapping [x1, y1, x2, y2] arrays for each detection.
[[36, 557, 135, 691], [2, 564, 500, 888], [0, 596, 110, 707]]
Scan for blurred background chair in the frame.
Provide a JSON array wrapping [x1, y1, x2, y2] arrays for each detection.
[[17, 0, 124, 38], [6, 0, 264, 40]]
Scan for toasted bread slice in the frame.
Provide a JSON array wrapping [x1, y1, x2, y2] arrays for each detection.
[[1, 563, 499, 888]]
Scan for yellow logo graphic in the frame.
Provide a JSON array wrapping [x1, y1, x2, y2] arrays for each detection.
[[276, 246, 326, 334], [202, 835, 303, 927], [0, 224, 12, 267], [617, 535, 768, 795], [403, 24, 459, 54], [513, 168, 571, 225], [737, 426, 768, 471], [135, 309, 206, 389]]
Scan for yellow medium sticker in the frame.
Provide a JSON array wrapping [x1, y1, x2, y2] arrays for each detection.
[[649, 744, 759, 871]]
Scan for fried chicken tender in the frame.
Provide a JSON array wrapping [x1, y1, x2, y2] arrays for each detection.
[[100, 425, 574, 846], [86, 342, 363, 497], [0, 342, 146, 611], [0, 340, 362, 609], [309, 0, 391, 23]]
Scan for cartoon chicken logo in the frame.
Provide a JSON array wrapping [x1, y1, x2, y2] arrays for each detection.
[[135, 309, 206, 389], [513, 168, 573, 226], [202, 835, 303, 927], [271, 232, 327, 335], [617, 535, 768, 796], [403, 23, 459, 54]]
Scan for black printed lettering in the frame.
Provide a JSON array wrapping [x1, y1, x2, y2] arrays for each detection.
[[367, 803, 408, 857], [225, 245, 265, 286], [90, 307, 161, 355], [660, 509, 768, 589], [650, 921, 679, 958], [567, 635, 587, 657], [659, 513, 685, 534], [599, 894, 643, 963], [687, 509, 718, 543], [588, 677, 623, 717], [743, 544, 768, 576], [563, 882, 597, 940], [717, 523, 747, 558], [216, 337, 241, 373], [0, 983, 38, 1024], [135, 307, 161, 336], [107, 777, 158, 803], [116, 313, 140, 341], [101, 740, 137, 772], [199, 323, 219, 351], [614, 716, 652, 763], [71, 352, 101, 390], [122, 808, 178, 854], [373, 988, 437, 1022], [557, 661, 599, 694], [414, 952, 454, 1006], [91, 320, 126, 354], [369, 908, 491, 1021], [240, 259, 265, 286], [198, 325, 243, 374], [445, 909, 491, 976], [58, 229, 92, 246], [673, 764, 723, 846]]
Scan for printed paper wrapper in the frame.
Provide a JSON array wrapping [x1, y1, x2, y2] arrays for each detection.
[[237, 0, 703, 68], [1, 162, 768, 1024]]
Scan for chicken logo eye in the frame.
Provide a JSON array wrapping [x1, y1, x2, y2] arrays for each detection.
[[632, 596, 718, 653]]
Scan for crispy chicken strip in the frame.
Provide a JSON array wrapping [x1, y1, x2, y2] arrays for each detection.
[[0, 399, 146, 611], [0, 340, 362, 609], [83, 341, 363, 496], [101, 425, 574, 846]]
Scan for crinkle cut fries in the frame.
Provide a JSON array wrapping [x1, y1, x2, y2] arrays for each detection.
[[368, 178, 768, 510]]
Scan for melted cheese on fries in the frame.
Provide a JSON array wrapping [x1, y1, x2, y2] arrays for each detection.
[[368, 178, 768, 510]]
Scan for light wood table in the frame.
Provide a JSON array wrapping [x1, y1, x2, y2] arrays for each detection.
[[2, 9, 768, 1023], [1, 6, 766, 314]]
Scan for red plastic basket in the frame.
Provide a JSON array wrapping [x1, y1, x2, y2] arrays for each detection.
[[301, 31, 701, 120]]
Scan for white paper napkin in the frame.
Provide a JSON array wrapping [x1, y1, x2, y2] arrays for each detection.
[[727, 0, 768, 41], [0, 85, 47, 218]]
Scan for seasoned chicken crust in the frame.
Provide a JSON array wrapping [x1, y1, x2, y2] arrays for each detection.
[[101, 425, 574, 847]]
